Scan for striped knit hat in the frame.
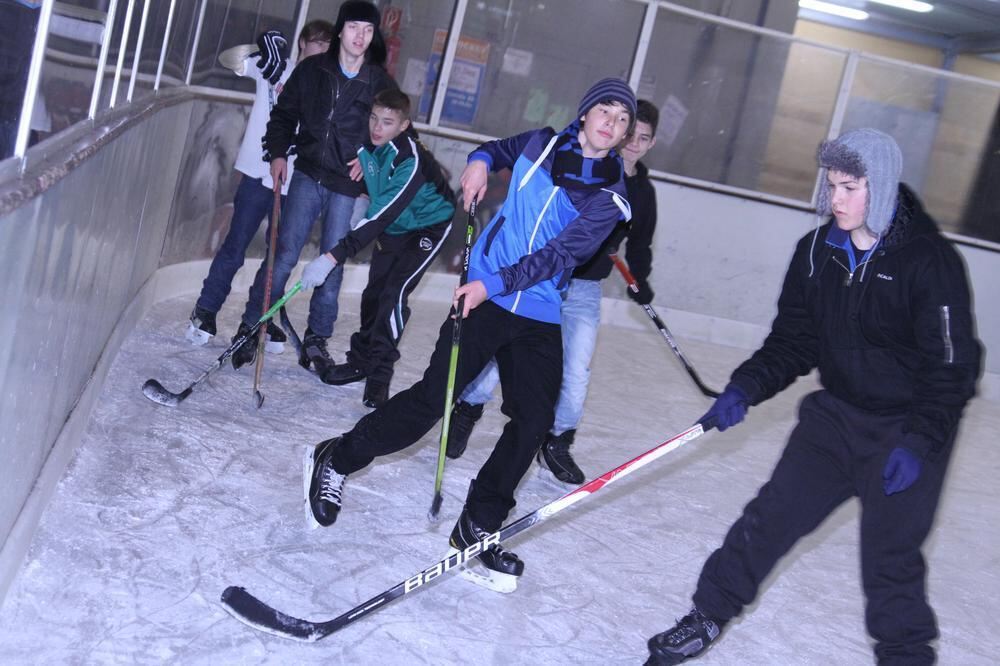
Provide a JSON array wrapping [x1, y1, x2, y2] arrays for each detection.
[[578, 77, 637, 130], [817, 128, 902, 237]]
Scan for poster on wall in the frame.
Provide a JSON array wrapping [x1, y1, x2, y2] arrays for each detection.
[[418, 29, 491, 126]]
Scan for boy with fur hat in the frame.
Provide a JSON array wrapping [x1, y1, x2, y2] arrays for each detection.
[[303, 77, 636, 593], [230, 0, 397, 378], [645, 128, 982, 665]]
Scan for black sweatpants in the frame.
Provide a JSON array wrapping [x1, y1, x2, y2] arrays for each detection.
[[329, 300, 563, 531], [692, 390, 952, 665], [346, 221, 451, 384]]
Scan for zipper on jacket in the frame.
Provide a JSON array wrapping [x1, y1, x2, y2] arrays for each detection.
[[511, 185, 560, 313], [940, 305, 954, 364]]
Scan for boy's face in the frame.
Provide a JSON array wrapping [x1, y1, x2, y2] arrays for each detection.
[[369, 105, 410, 147], [580, 102, 631, 156], [340, 21, 374, 59], [620, 120, 656, 163], [298, 36, 331, 62], [826, 170, 869, 233]]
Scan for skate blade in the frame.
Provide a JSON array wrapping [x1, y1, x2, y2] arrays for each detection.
[[302, 447, 320, 530], [185, 323, 212, 346], [535, 459, 577, 488], [446, 548, 518, 594], [264, 337, 284, 354]]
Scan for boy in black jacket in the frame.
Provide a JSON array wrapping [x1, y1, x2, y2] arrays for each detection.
[[445, 100, 661, 485], [230, 1, 396, 379]]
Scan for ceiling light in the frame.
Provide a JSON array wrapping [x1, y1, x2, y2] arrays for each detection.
[[868, 0, 934, 12], [799, 0, 870, 20]]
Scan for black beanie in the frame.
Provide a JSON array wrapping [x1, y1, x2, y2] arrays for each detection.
[[334, 0, 380, 31]]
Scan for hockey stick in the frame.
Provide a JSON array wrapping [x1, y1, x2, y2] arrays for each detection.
[[142, 283, 303, 407], [252, 184, 282, 408], [278, 306, 302, 357], [428, 197, 477, 522], [609, 254, 720, 399], [220, 419, 713, 642]]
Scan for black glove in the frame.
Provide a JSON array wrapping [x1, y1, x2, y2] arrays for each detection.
[[628, 281, 654, 305], [255, 30, 288, 85]]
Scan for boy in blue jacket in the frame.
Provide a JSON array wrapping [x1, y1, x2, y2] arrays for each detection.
[[297, 89, 456, 405], [303, 78, 636, 593]]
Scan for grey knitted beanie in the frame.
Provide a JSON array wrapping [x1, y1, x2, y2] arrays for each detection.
[[817, 128, 902, 237]]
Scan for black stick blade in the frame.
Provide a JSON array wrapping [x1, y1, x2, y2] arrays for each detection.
[[141, 379, 190, 407], [254, 390, 265, 409], [427, 492, 443, 522], [220, 586, 328, 642]]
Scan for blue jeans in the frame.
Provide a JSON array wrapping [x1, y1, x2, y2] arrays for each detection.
[[196, 175, 283, 314], [459, 278, 602, 435], [242, 171, 355, 337]]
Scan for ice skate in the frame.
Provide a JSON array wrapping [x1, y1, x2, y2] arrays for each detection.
[[185, 306, 217, 346], [536, 429, 585, 485], [298, 328, 336, 381], [303, 437, 346, 528], [445, 401, 484, 459], [448, 505, 523, 593], [645, 608, 722, 665], [264, 321, 286, 354]]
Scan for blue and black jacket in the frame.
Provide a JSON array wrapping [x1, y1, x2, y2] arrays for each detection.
[[468, 123, 631, 324]]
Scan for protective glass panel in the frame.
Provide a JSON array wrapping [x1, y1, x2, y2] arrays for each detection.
[[438, 0, 644, 135], [1, 2, 43, 160], [844, 57, 1000, 240], [160, 0, 201, 88], [638, 7, 846, 202]]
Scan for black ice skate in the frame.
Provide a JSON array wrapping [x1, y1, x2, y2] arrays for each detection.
[[303, 437, 347, 528], [537, 429, 585, 485], [445, 401, 484, 459], [298, 328, 336, 382], [362, 377, 388, 408], [230, 323, 258, 369], [448, 504, 523, 594], [645, 608, 722, 665], [186, 305, 217, 346], [264, 321, 287, 354], [324, 362, 366, 386]]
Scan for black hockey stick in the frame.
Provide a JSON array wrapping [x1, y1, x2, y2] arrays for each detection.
[[142, 283, 303, 407], [609, 254, 720, 399], [278, 306, 302, 357], [428, 196, 477, 522], [220, 419, 713, 642], [252, 184, 282, 408]]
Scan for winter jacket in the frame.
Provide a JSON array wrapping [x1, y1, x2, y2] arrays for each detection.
[[729, 184, 981, 456], [574, 160, 656, 286], [467, 124, 631, 324], [264, 51, 396, 197], [327, 128, 456, 263]]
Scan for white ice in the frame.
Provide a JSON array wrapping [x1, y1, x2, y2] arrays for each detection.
[[0, 291, 997, 664]]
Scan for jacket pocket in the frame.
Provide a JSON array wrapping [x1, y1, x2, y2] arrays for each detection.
[[483, 215, 505, 257]]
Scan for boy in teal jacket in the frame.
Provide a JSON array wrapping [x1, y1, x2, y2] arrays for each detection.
[[300, 89, 456, 406]]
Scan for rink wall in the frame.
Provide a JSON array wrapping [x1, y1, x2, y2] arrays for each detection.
[[1, 93, 998, 604]]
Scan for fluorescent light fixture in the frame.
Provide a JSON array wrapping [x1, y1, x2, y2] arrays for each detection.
[[868, 0, 934, 12], [799, 0, 870, 20]]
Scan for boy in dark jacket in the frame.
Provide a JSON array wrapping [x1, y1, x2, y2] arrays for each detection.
[[297, 89, 456, 406], [231, 1, 396, 377], [444, 100, 661, 484], [645, 129, 981, 666], [303, 78, 637, 593]]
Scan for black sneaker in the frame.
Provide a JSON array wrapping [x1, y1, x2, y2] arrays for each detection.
[[304, 437, 347, 528], [645, 608, 722, 665], [325, 362, 366, 386], [264, 321, 286, 354], [230, 323, 258, 370], [362, 377, 389, 408], [446, 401, 485, 459], [186, 306, 217, 346], [537, 429, 584, 485], [298, 328, 335, 380]]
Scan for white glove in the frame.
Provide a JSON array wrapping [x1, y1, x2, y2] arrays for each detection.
[[301, 254, 336, 289]]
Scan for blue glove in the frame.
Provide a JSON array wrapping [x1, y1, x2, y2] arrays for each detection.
[[700, 383, 748, 432], [301, 254, 336, 289], [882, 446, 923, 496], [255, 30, 288, 85]]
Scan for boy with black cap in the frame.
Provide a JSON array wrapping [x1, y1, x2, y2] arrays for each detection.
[[230, 0, 396, 378], [303, 77, 637, 593], [644, 128, 981, 665]]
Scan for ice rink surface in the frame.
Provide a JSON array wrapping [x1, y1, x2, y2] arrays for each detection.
[[1, 292, 997, 665]]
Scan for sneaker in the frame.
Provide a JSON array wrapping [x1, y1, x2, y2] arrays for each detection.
[[304, 437, 347, 528], [537, 430, 584, 485], [230, 323, 258, 370], [324, 362, 366, 386], [449, 503, 523, 593], [645, 608, 722, 665], [264, 321, 286, 354], [362, 378, 389, 408], [298, 328, 335, 380], [446, 401, 484, 459], [185, 306, 217, 346]]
